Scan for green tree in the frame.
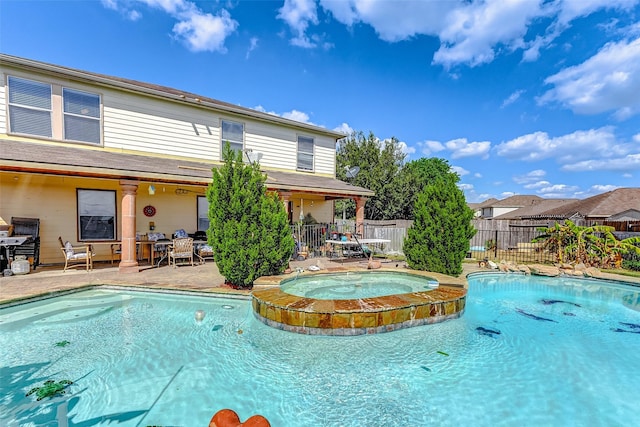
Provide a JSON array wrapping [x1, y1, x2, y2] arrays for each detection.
[[207, 143, 294, 288], [396, 157, 460, 220], [336, 131, 406, 220], [403, 178, 476, 275]]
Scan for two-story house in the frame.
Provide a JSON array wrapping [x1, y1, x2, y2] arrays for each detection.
[[0, 54, 374, 272]]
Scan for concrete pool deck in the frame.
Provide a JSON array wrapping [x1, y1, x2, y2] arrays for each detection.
[[1, 257, 637, 306], [0, 257, 471, 304]]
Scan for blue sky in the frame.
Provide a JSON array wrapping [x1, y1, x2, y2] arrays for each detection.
[[1, 0, 639, 203]]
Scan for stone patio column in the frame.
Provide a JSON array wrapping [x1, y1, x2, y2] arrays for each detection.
[[279, 191, 292, 214], [354, 196, 367, 237], [119, 180, 139, 273]]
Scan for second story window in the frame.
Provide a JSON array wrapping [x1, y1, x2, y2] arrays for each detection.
[[63, 88, 101, 144], [8, 76, 52, 138], [7, 75, 102, 145], [221, 120, 244, 156], [297, 135, 314, 171]]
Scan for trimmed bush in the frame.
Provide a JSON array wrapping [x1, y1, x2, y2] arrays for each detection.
[[403, 178, 476, 276]]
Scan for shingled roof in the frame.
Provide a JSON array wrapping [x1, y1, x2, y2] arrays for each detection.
[[527, 188, 640, 219], [493, 198, 578, 219], [0, 139, 374, 198]]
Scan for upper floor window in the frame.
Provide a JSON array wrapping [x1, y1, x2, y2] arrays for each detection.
[[221, 120, 244, 156], [77, 189, 116, 241], [63, 88, 101, 144], [8, 76, 52, 138], [297, 135, 314, 171], [7, 75, 102, 144]]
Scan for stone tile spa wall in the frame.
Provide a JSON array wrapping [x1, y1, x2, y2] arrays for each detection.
[[252, 274, 466, 335]]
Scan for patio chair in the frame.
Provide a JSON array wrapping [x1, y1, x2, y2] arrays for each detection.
[[110, 243, 122, 265], [58, 237, 94, 272], [168, 237, 194, 267]]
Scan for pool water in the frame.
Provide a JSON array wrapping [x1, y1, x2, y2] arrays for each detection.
[[281, 271, 439, 299], [1, 274, 639, 426]]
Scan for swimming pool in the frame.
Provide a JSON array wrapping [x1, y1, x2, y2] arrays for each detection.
[[2, 274, 639, 426]]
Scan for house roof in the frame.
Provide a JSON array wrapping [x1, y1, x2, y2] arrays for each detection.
[[469, 198, 498, 210], [493, 198, 578, 219], [0, 53, 346, 140], [0, 139, 374, 198], [490, 195, 543, 208], [528, 188, 640, 219]]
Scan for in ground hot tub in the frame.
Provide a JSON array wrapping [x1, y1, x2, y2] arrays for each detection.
[[252, 269, 466, 335]]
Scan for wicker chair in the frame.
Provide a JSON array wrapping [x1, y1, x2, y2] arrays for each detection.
[[58, 237, 94, 272], [169, 237, 194, 267]]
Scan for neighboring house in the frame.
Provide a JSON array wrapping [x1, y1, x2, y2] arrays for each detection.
[[524, 188, 640, 222], [492, 198, 578, 220], [477, 195, 543, 219], [0, 54, 374, 272], [468, 198, 497, 218]]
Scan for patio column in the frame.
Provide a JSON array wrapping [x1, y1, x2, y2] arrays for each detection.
[[119, 180, 139, 273], [354, 196, 367, 237], [279, 191, 292, 214]]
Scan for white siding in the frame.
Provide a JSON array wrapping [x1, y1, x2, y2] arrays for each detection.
[[1, 64, 339, 175], [103, 91, 220, 161], [0, 75, 6, 134]]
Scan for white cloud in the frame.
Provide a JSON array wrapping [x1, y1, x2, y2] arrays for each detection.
[[102, 0, 238, 52], [561, 154, 640, 172], [538, 184, 580, 196], [320, 0, 454, 42], [433, 0, 549, 68], [333, 122, 353, 135], [513, 169, 547, 184], [419, 140, 446, 156], [277, 0, 319, 48], [458, 183, 474, 191], [501, 90, 525, 108], [254, 105, 316, 125], [445, 138, 491, 159], [538, 37, 640, 119], [318, 0, 640, 68], [397, 141, 416, 155], [451, 165, 469, 176], [496, 127, 625, 163], [246, 37, 259, 59], [282, 109, 312, 123], [419, 138, 490, 159], [172, 9, 238, 52], [591, 184, 620, 192], [523, 180, 551, 189]]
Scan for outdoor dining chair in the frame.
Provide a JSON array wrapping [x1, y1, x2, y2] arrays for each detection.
[[58, 237, 94, 272], [168, 237, 194, 267]]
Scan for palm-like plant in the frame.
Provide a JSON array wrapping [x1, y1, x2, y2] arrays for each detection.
[[535, 221, 640, 268]]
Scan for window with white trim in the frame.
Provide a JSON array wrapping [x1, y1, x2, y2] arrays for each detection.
[[8, 76, 53, 137], [7, 75, 102, 144], [221, 120, 244, 156], [63, 88, 101, 143], [297, 135, 314, 171], [197, 196, 210, 231], [77, 189, 116, 241]]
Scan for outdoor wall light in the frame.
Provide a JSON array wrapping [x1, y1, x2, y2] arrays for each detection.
[[148, 184, 156, 195], [195, 310, 206, 322]]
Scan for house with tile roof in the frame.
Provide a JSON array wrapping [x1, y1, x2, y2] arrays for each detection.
[[0, 54, 373, 272]]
